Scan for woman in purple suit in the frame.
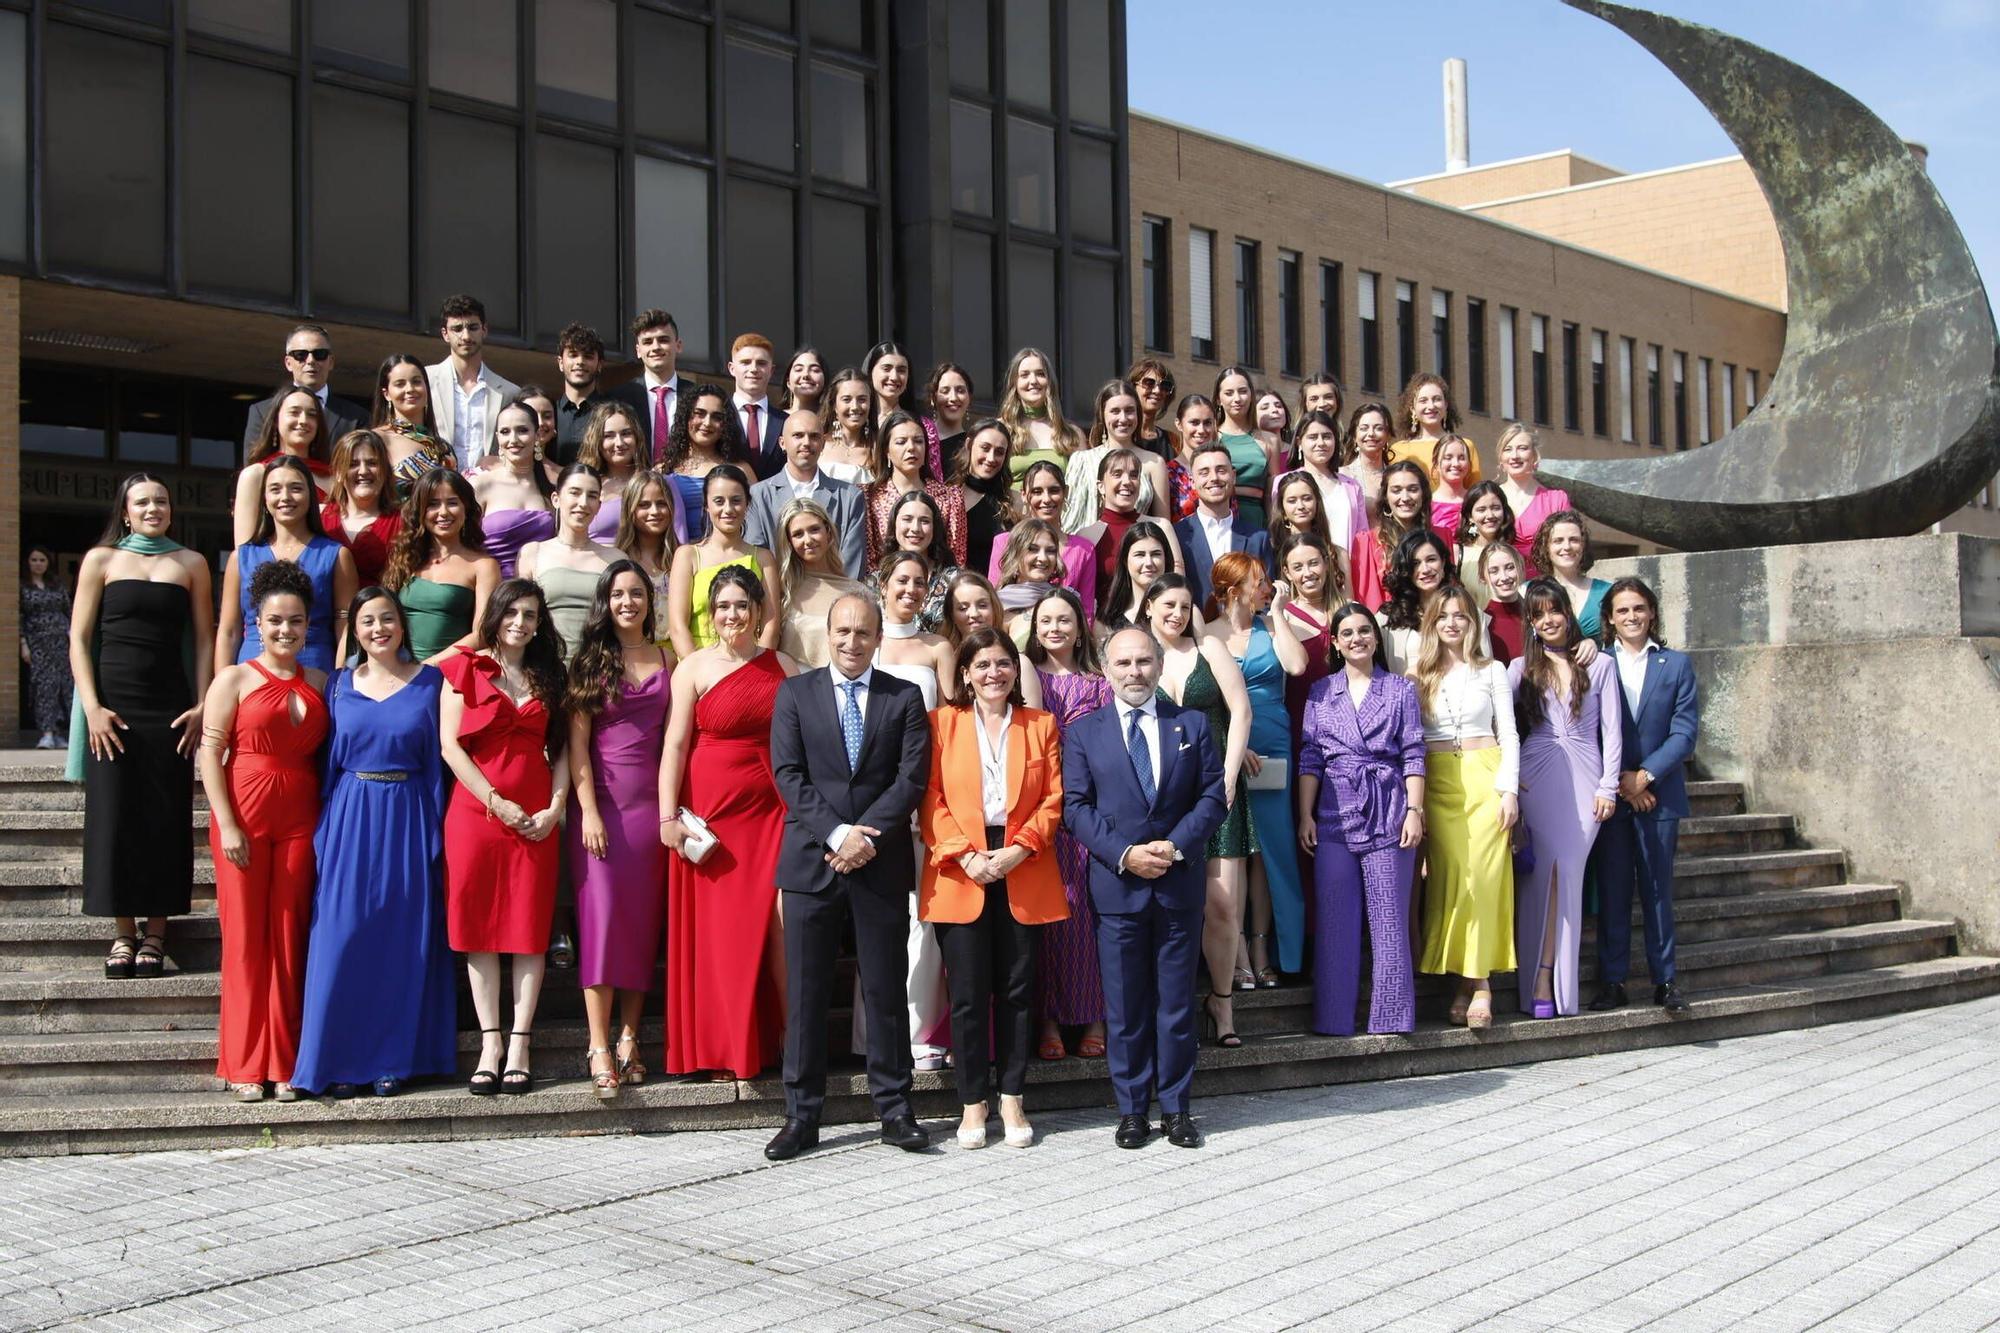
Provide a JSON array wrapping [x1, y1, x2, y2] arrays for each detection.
[[1295, 602, 1426, 1036], [1508, 579, 1621, 1018]]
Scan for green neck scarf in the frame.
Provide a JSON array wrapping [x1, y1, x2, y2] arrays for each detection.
[[116, 533, 183, 556]]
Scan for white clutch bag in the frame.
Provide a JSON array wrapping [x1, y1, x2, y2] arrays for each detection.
[[678, 808, 719, 864], [1244, 754, 1288, 791]]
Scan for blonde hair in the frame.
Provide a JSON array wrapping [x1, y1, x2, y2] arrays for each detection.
[[997, 347, 1086, 458], [614, 468, 679, 566], [775, 496, 850, 598], [1412, 585, 1491, 710], [578, 402, 643, 476], [1495, 420, 1540, 461]]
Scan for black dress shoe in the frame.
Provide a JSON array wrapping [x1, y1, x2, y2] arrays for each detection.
[[546, 930, 576, 970], [1655, 980, 1691, 1013], [880, 1114, 930, 1152], [1114, 1113, 1152, 1149], [764, 1118, 819, 1161], [1588, 982, 1629, 1012], [1161, 1111, 1202, 1149]]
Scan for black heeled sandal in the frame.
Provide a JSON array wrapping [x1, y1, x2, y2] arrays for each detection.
[[468, 1028, 503, 1096], [104, 935, 137, 980], [1203, 994, 1243, 1049], [132, 933, 166, 979], [500, 1030, 534, 1095]]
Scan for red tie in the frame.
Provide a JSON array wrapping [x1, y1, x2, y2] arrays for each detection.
[[744, 402, 760, 451], [653, 384, 672, 463]]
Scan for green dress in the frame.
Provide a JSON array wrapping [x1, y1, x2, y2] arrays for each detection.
[[399, 577, 475, 661], [534, 564, 600, 661], [1173, 654, 1254, 859], [1219, 430, 1271, 530], [1009, 444, 1065, 486]]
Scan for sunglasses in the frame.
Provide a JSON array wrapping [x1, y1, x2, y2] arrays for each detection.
[[286, 348, 332, 363], [1136, 375, 1174, 392]]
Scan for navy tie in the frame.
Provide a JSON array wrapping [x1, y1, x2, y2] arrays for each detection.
[[1127, 709, 1157, 806]]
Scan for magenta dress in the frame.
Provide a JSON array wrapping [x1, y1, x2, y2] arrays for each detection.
[[1512, 485, 1574, 546], [483, 508, 556, 579], [1035, 667, 1113, 1025], [568, 658, 670, 990], [1507, 653, 1621, 1016]]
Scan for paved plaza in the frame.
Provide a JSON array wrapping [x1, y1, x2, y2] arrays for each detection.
[[2, 999, 1997, 1331]]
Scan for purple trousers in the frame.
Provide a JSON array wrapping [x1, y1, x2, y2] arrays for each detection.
[[1312, 839, 1417, 1036]]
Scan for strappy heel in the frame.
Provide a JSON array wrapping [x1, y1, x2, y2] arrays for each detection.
[[468, 1028, 503, 1096], [1203, 994, 1242, 1049], [1248, 932, 1280, 988], [587, 1046, 620, 1101], [500, 1030, 534, 1095], [104, 935, 137, 980], [132, 933, 166, 979], [615, 1031, 646, 1087]]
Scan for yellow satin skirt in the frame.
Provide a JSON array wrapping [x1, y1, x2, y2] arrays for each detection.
[[1419, 748, 1517, 979]]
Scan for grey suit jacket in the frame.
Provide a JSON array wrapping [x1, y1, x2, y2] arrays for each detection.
[[242, 390, 369, 453], [744, 471, 868, 579], [426, 361, 521, 470]]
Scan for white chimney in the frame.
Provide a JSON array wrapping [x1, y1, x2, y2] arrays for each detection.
[[1444, 58, 1470, 173]]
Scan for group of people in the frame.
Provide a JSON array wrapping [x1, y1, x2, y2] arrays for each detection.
[[59, 294, 1700, 1154]]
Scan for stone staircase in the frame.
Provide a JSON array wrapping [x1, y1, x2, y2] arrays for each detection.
[[0, 761, 1993, 1157]]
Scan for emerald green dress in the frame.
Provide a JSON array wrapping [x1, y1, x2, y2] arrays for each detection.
[[1219, 430, 1271, 530], [399, 577, 475, 661], [1172, 654, 1253, 859]]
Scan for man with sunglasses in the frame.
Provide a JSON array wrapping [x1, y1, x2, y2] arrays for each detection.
[[242, 324, 370, 449]]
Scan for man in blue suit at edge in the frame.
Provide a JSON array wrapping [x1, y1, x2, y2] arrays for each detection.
[[1062, 626, 1227, 1149]]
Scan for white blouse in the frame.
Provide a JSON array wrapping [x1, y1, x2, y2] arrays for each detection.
[[975, 706, 1011, 826], [1383, 609, 1492, 677], [1420, 660, 1520, 795]]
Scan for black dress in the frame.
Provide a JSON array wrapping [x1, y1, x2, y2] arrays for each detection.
[[81, 581, 194, 919]]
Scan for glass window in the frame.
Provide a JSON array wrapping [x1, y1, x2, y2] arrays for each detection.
[[1357, 271, 1380, 391], [189, 383, 253, 470], [1069, 133, 1114, 246], [949, 101, 992, 216], [313, 0, 411, 81], [633, 10, 708, 150], [1647, 344, 1663, 447], [1068, 257, 1117, 413], [44, 24, 166, 282], [1394, 280, 1415, 389], [1277, 255, 1301, 379], [727, 0, 792, 30], [534, 135, 618, 342], [1431, 288, 1451, 385], [1006, 243, 1056, 361], [1006, 116, 1054, 232], [810, 64, 871, 188], [1320, 262, 1342, 381], [1722, 362, 1736, 427], [951, 230, 997, 394], [1188, 228, 1214, 361], [69, 0, 168, 25], [0, 12, 26, 263], [1235, 239, 1260, 367], [810, 0, 868, 50], [635, 158, 712, 365], [424, 113, 520, 334], [1466, 297, 1486, 413], [312, 87, 409, 313], [1592, 330, 1608, 435], [185, 57, 293, 301], [20, 365, 110, 461], [1620, 337, 1636, 442], [1746, 368, 1759, 410], [189, 0, 292, 53], [1065, 0, 1112, 127], [1561, 321, 1579, 432], [537, 0, 616, 125], [725, 178, 796, 351], [949, 0, 989, 93], [1141, 217, 1170, 353], [429, 0, 517, 105], [1531, 315, 1550, 426], [726, 42, 795, 171], [1673, 351, 1688, 450], [810, 198, 875, 372], [118, 378, 182, 466], [1497, 306, 1517, 419], [1004, 0, 1051, 111]]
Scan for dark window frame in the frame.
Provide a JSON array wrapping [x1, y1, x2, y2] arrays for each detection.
[[1358, 269, 1382, 394], [1277, 249, 1300, 379], [1561, 321, 1580, 433], [1591, 329, 1608, 436], [1233, 236, 1260, 368], [1431, 287, 1451, 387], [1530, 315, 1550, 426], [1394, 279, 1416, 392], [1465, 296, 1486, 414], [1318, 261, 1342, 384], [1141, 214, 1170, 352]]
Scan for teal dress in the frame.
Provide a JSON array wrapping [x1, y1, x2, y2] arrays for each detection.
[[1577, 578, 1613, 640], [1239, 620, 1305, 974], [1220, 430, 1271, 530]]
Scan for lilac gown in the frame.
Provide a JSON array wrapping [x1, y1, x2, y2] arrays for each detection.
[[483, 508, 556, 579], [1035, 667, 1113, 1025], [1507, 653, 1622, 1016], [568, 659, 670, 990]]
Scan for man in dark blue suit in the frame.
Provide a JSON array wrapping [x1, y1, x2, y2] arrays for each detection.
[[1062, 627, 1227, 1149], [1591, 578, 1699, 1015], [1173, 442, 1272, 605]]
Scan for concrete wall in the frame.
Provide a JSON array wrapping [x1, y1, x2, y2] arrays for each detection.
[[1599, 534, 2000, 949]]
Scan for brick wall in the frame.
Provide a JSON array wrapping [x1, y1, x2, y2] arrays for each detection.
[[1396, 151, 1625, 208]]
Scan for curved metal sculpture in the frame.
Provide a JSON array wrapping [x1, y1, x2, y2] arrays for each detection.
[[1541, 0, 2000, 552]]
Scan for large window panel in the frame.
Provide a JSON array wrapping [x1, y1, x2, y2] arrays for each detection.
[[948, 0, 989, 93], [312, 87, 409, 313], [424, 113, 519, 333], [1006, 117, 1054, 232], [45, 25, 166, 282], [1006, 242, 1056, 360], [951, 231, 996, 394], [20, 366, 110, 461], [949, 101, 992, 216], [810, 198, 875, 371], [536, 0, 616, 126], [118, 378, 182, 466], [725, 178, 796, 351], [0, 12, 25, 263], [313, 0, 410, 81], [534, 135, 618, 342], [1067, 257, 1117, 415], [726, 42, 795, 171], [1065, 0, 1112, 127], [810, 64, 871, 188], [429, 0, 517, 106], [189, 0, 291, 53], [633, 10, 708, 150], [810, 0, 868, 52], [726, 0, 791, 30], [185, 57, 293, 301], [69, 0, 168, 25], [189, 382, 252, 470], [1004, 0, 1051, 111], [635, 157, 712, 365], [1069, 134, 1113, 246]]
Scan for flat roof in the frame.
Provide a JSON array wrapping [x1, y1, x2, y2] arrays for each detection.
[[1455, 154, 1750, 209], [1385, 147, 1626, 189]]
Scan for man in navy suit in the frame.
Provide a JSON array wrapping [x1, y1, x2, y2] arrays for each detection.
[[1173, 442, 1272, 605], [607, 308, 693, 464], [1062, 627, 1227, 1149], [728, 333, 787, 480], [1591, 577, 1699, 1015]]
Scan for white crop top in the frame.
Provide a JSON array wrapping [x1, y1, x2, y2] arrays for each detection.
[[1420, 660, 1520, 795]]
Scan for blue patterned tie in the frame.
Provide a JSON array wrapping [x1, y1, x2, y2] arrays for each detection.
[[1127, 708, 1157, 806], [840, 679, 864, 769]]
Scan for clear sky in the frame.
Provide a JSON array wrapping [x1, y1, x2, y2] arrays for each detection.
[[1126, 0, 2000, 302]]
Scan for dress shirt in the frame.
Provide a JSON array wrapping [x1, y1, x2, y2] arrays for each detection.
[[1419, 660, 1520, 794], [645, 373, 678, 458], [449, 374, 495, 473], [974, 706, 1012, 826], [826, 666, 874, 851], [311, 385, 329, 410], [1116, 698, 1169, 872], [554, 390, 614, 466], [733, 392, 772, 450], [789, 468, 825, 499], [1197, 508, 1234, 564], [1615, 639, 1651, 719]]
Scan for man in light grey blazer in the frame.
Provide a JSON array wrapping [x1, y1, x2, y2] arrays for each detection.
[[745, 409, 868, 578], [427, 293, 520, 473]]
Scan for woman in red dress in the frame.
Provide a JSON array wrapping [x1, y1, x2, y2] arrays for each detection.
[[439, 578, 570, 1095], [198, 560, 330, 1102], [658, 564, 798, 1079]]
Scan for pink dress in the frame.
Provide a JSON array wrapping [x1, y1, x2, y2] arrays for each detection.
[[1512, 485, 1574, 546]]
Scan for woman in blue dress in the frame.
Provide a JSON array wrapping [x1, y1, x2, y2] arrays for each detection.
[[291, 586, 458, 1097], [216, 455, 358, 672]]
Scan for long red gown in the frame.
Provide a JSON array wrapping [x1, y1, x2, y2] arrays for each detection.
[[441, 653, 558, 954], [666, 651, 786, 1078], [213, 662, 329, 1085]]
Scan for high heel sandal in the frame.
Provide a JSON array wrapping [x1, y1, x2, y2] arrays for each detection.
[[1036, 1031, 1068, 1061], [468, 1028, 503, 1097], [1202, 994, 1242, 1049], [1232, 966, 1257, 994], [1466, 989, 1494, 1030], [1447, 987, 1471, 1026], [1247, 932, 1280, 988], [132, 933, 167, 979], [615, 1031, 646, 1087], [587, 1046, 621, 1102], [1532, 964, 1557, 1020], [1076, 1032, 1106, 1060], [104, 935, 137, 980], [500, 1030, 534, 1095]]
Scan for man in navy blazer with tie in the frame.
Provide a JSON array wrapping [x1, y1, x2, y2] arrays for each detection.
[[1062, 627, 1227, 1149], [1173, 442, 1272, 606]]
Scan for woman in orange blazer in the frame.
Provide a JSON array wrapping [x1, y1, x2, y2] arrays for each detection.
[[920, 625, 1068, 1151]]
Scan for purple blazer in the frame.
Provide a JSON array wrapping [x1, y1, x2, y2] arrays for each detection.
[[1297, 668, 1427, 855]]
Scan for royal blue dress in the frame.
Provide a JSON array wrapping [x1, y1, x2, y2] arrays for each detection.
[[291, 666, 458, 1092], [237, 536, 344, 671]]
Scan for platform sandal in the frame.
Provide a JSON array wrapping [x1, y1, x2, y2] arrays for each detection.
[[468, 1028, 503, 1097], [104, 935, 137, 980], [132, 933, 166, 979]]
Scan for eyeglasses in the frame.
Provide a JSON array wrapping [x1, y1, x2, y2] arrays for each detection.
[[286, 348, 332, 363]]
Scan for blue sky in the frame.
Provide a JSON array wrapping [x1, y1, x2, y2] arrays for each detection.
[[1126, 0, 2000, 300]]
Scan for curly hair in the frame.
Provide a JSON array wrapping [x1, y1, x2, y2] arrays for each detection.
[[1397, 372, 1462, 439], [1529, 509, 1595, 580], [1381, 528, 1457, 632], [248, 557, 314, 611], [383, 468, 486, 592], [660, 383, 752, 475]]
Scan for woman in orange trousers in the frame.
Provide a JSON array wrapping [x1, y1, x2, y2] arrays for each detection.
[[920, 626, 1067, 1151], [198, 560, 329, 1102]]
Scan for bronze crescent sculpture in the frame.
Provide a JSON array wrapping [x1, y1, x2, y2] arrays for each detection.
[[1539, 0, 2000, 552]]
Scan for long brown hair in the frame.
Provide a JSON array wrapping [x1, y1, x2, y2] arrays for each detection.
[[1514, 577, 1587, 733], [248, 384, 329, 467], [325, 430, 391, 515], [566, 560, 657, 717], [383, 469, 487, 591]]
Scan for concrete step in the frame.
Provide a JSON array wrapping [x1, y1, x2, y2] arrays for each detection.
[[0, 810, 210, 861], [1, 955, 1991, 1158], [1672, 848, 1846, 897], [0, 914, 224, 972], [1686, 780, 1745, 817], [1676, 812, 1796, 856], [0, 859, 217, 917]]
